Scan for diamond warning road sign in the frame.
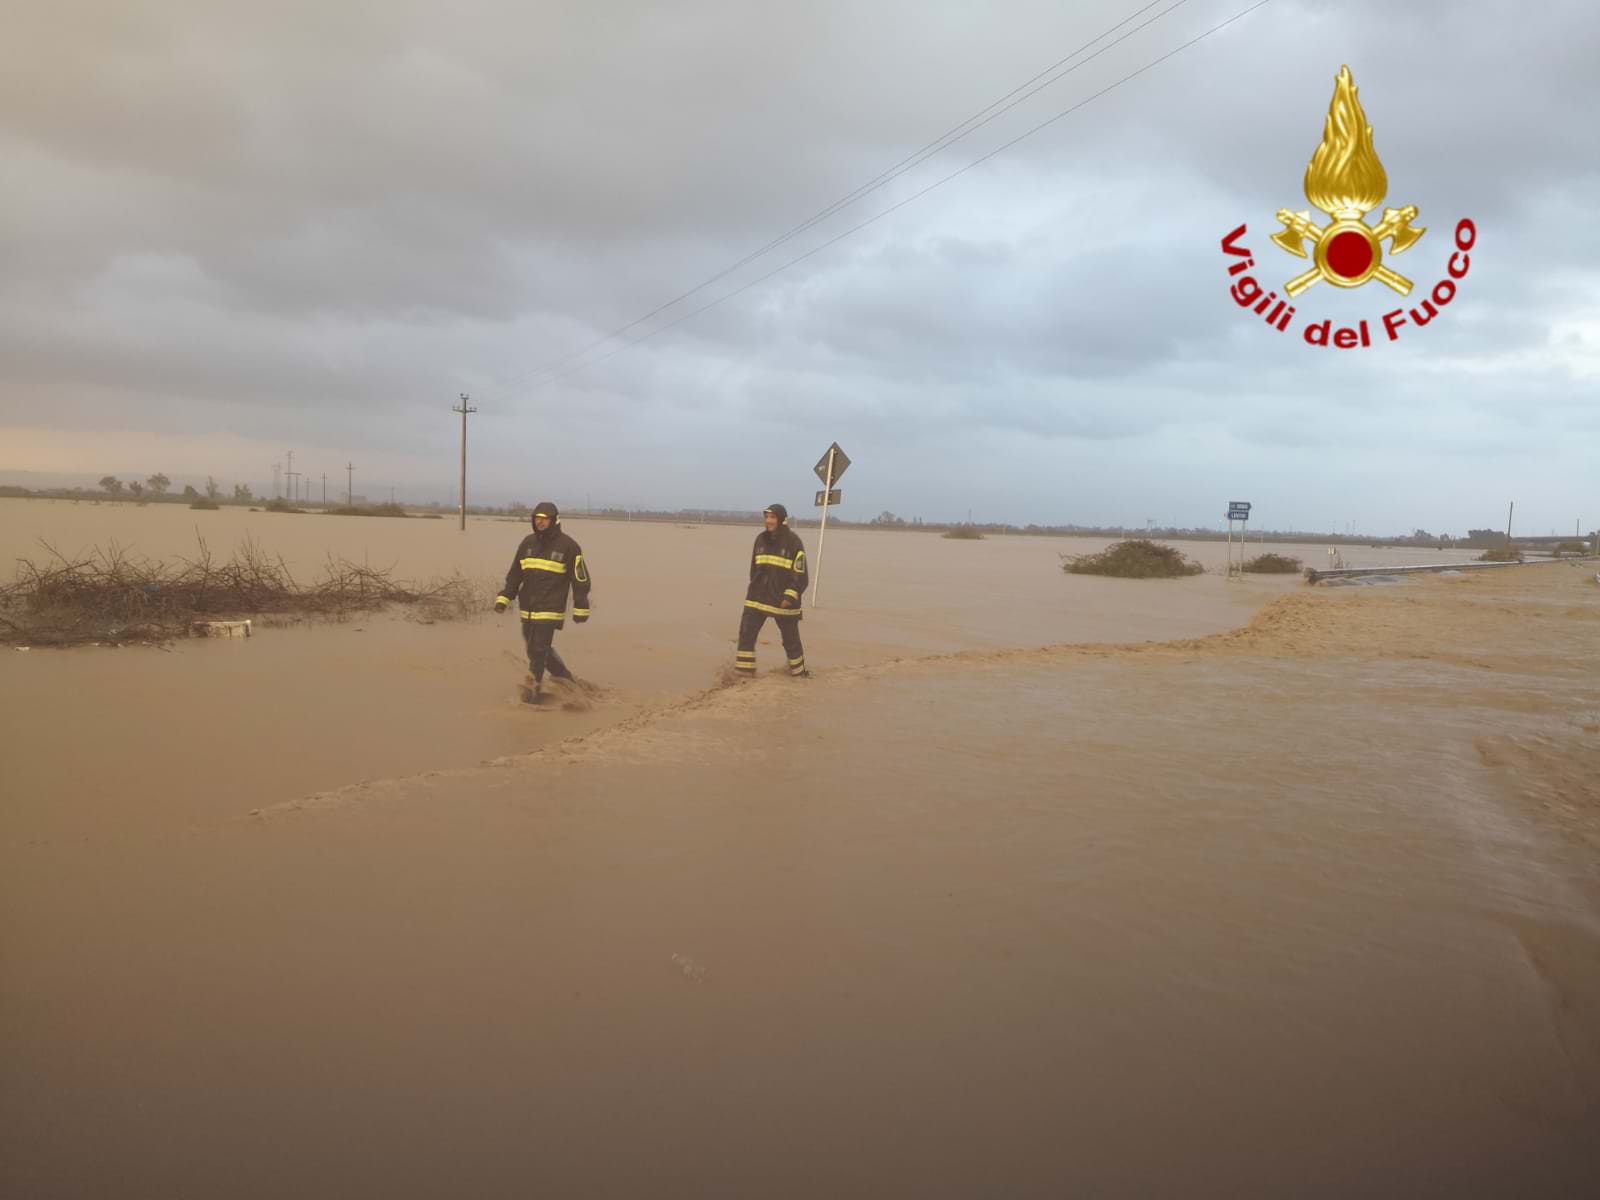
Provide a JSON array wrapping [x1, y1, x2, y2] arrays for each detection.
[[813, 443, 850, 486]]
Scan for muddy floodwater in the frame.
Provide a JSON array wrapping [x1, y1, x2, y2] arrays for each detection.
[[2, 499, 1597, 1197]]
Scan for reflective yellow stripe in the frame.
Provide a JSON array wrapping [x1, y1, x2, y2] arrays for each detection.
[[520, 557, 566, 573], [520, 611, 565, 621], [783, 589, 799, 599], [574, 554, 588, 584], [571, 608, 590, 617], [744, 600, 800, 616], [494, 594, 511, 605], [793, 551, 806, 575], [788, 658, 805, 666], [754, 554, 795, 569]]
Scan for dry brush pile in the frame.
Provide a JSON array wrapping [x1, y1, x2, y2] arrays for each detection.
[[0, 536, 478, 646], [1477, 546, 1523, 562]]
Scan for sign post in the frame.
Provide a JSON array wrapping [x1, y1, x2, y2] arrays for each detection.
[[811, 442, 850, 607], [1226, 501, 1252, 578]]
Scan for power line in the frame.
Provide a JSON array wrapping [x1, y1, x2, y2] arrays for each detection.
[[508, 0, 1276, 397], [489, 0, 1194, 398]]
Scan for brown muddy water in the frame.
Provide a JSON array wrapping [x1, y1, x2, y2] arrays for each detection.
[[2, 500, 1597, 1197], [0, 500, 1298, 827]]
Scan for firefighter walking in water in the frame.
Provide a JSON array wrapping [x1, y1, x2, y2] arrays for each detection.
[[734, 503, 808, 678], [494, 501, 591, 702]]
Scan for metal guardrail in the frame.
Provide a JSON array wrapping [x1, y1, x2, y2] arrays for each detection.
[[1306, 557, 1598, 584]]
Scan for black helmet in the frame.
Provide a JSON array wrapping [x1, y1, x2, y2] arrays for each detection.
[[531, 500, 560, 528], [763, 503, 788, 524]]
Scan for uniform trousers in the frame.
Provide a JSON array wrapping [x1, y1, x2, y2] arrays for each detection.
[[522, 620, 573, 683], [734, 608, 805, 676]]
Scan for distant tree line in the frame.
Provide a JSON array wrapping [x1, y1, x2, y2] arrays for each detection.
[[92, 475, 247, 504], [2, 484, 1593, 550], [0, 476, 255, 505]]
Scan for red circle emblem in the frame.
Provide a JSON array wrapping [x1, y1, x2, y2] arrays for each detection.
[[1326, 230, 1374, 279]]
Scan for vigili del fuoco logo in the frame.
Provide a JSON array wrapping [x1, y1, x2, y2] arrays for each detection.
[[1220, 65, 1475, 348]]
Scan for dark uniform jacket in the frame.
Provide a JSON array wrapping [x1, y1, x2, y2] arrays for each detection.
[[497, 527, 591, 627], [744, 526, 807, 618]]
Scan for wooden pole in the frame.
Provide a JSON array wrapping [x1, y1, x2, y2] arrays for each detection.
[[453, 394, 476, 532]]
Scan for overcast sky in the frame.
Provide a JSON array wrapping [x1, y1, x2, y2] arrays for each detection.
[[2, 0, 1596, 532]]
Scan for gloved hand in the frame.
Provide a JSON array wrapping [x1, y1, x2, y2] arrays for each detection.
[[493, 597, 508, 613], [573, 613, 589, 625], [780, 597, 796, 609]]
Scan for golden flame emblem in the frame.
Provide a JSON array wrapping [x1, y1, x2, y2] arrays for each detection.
[[1271, 66, 1424, 296]]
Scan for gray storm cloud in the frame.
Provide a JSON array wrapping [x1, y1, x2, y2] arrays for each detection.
[[2, 0, 1597, 530]]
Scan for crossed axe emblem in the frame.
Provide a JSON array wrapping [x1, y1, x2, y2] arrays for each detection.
[[1271, 204, 1425, 297]]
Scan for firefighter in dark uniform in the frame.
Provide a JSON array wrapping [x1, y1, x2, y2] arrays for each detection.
[[734, 503, 808, 678], [494, 501, 592, 699]]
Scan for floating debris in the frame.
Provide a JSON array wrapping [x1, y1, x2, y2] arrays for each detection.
[[671, 953, 706, 983]]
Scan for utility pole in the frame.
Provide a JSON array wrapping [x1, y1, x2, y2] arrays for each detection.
[[346, 462, 354, 508], [1505, 500, 1514, 547], [452, 394, 477, 532], [321, 473, 327, 507], [272, 462, 281, 499], [284, 450, 298, 505]]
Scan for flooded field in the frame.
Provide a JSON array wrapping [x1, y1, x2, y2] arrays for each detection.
[[2, 498, 1597, 1197], [1, 499, 1310, 827]]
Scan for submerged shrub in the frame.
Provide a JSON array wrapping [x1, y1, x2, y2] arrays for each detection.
[[324, 502, 412, 518], [1242, 552, 1302, 574], [1062, 539, 1204, 579]]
